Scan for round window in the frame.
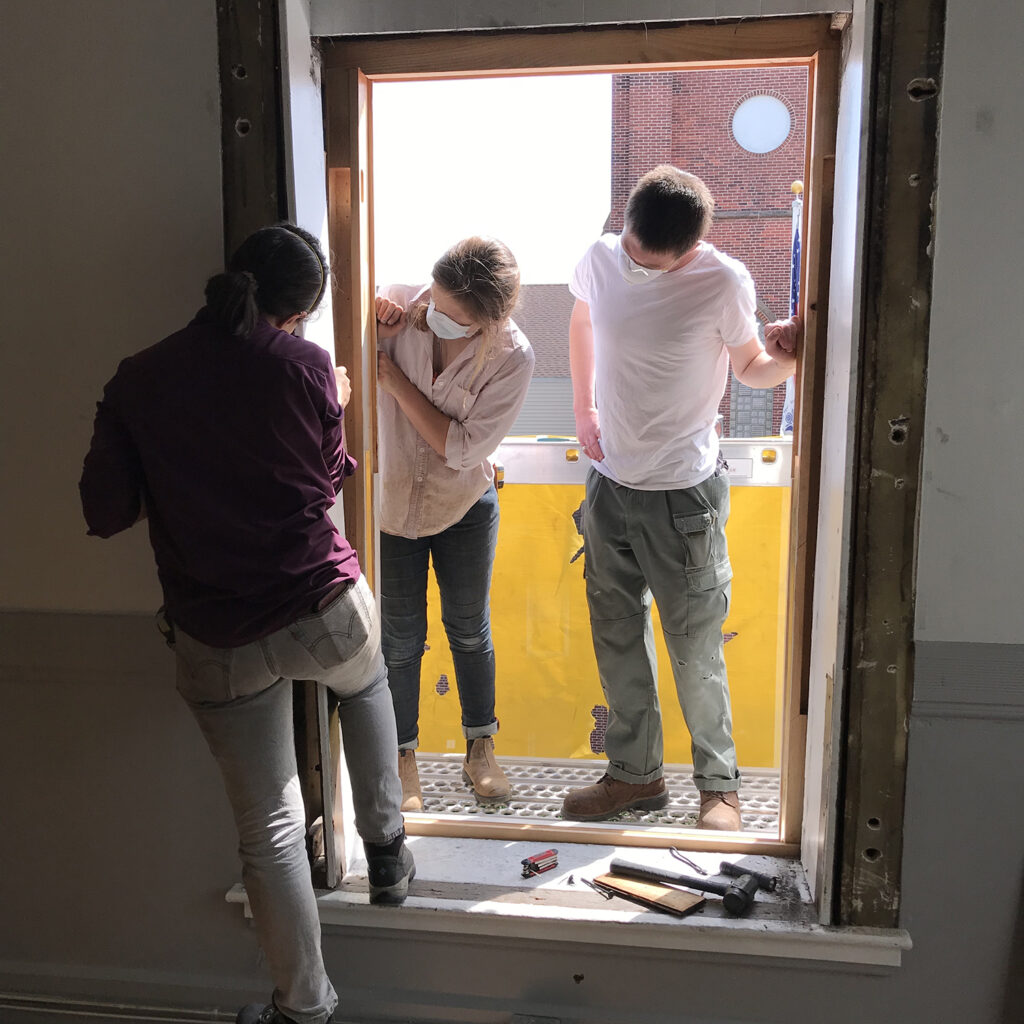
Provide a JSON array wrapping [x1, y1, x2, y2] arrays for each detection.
[[731, 95, 792, 154]]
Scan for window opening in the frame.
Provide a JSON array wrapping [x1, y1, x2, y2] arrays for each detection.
[[370, 64, 809, 846]]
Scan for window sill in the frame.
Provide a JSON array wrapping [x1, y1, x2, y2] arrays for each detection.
[[225, 836, 910, 968]]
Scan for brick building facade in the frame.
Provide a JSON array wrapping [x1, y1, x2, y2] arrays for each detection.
[[511, 66, 807, 440], [609, 67, 807, 435]]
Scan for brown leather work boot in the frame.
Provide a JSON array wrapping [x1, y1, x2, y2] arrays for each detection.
[[462, 736, 512, 804], [561, 773, 668, 821], [398, 749, 423, 812], [697, 790, 742, 831]]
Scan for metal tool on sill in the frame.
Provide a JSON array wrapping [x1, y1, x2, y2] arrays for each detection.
[[719, 860, 779, 892], [608, 858, 760, 916], [521, 848, 558, 878], [669, 848, 708, 875]]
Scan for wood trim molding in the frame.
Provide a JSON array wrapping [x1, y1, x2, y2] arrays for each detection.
[[779, 44, 839, 847], [321, 16, 837, 78]]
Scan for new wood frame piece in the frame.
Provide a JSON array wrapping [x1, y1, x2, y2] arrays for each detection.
[[319, 16, 840, 862]]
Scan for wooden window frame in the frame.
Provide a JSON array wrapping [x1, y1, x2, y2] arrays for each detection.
[[318, 16, 838, 863]]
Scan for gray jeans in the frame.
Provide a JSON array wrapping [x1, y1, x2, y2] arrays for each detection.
[[173, 576, 403, 1024], [583, 466, 740, 793]]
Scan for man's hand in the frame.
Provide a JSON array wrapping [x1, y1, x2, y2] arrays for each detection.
[[334, 366, 352, 409], [377, 351, 409, 398], [375, 295, 406, 339], [575, 406, 605, 462], [763, 313, 802, 370]]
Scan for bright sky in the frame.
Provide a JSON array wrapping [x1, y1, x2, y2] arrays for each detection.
[[371, 75, 612, 286]]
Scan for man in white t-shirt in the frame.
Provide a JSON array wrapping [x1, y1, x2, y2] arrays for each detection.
[[563, 165, 800, 830]]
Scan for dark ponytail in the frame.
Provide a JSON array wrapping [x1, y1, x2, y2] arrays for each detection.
[[204, 223, 328, 339], [204, 270, 260, 338]]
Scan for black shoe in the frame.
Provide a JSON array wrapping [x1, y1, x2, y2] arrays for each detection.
[[366, 842, 416, 905], [236, 1005, 297, 1024]]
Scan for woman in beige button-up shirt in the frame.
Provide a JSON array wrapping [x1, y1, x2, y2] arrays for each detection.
[[375, 237, 535, 812]]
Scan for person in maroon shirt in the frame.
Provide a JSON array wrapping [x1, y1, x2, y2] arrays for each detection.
[[80, 224, 411, 1024]]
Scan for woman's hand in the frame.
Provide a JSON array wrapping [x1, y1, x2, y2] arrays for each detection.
[[334, 365, 352, 409], [375, 295, 406, 339], [377, 351, 409, 398]]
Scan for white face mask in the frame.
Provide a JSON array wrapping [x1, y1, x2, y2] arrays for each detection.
[[617, 237, 667, 285], [426, 299, 476, 340]]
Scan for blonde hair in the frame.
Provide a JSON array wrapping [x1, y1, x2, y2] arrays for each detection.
[[409, 236, 521, 383]]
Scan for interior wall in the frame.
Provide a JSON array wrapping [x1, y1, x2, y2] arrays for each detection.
[[2, 2, 1022, 1023], [0, 0, 265, 1012], [914, 0, 1024, 648], [0, 0, 224, 615]]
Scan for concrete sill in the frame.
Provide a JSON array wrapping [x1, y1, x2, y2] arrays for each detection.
[[225, 836, 910, 968]]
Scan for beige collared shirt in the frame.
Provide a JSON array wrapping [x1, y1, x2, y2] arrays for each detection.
[[377, 283, 535, 538]]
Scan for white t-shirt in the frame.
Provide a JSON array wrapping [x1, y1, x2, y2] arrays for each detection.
[[569, 234, 758, 490]]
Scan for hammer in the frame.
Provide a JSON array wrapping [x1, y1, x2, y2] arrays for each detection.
[[609, 858, 760, 916], [719, 860, 778, 893]]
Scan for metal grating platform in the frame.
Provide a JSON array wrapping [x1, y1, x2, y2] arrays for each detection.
[[409, 755, 780, 833]]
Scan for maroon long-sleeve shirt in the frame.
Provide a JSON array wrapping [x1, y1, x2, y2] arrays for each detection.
[[79, 310, 360, 647]]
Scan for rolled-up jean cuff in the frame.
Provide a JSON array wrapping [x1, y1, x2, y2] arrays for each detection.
[[397, 738, 418, 752], [606, 763, 663, 785], [693, 776, 741, 793], [463, 721, 498, 740]]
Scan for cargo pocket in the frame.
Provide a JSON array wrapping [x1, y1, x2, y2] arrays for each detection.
[[673, 510, 732, 637]]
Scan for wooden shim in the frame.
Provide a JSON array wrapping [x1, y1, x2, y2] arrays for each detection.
[[594, 874, 707, 918]]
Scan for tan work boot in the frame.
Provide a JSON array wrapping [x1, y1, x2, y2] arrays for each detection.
[[562, 773, 668, 821], [462, 736, 511, 804], [697, 790, 742, 831], [398, 749, 423, 812]]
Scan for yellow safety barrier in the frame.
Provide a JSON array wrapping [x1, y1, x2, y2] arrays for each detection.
[[415, 446, 790, 771]]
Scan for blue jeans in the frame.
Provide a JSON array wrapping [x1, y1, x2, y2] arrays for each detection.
[[380, 486, 500, 749], [173, 576, 403, 1024]]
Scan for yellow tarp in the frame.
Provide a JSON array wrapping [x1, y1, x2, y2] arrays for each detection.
[[415, 483, 789, 769]]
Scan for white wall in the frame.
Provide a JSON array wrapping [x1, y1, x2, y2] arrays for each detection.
[[914, 0, 1024, 646], [0, 0, 222, 615]]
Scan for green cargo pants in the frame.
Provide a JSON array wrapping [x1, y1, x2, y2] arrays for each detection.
[[582, 464, 740, 793]]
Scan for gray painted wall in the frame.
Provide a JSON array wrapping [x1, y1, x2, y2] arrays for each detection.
[[0, 0, 223, 616], [1, 2, 1021, 1023], [915, 0, 1024, 646]]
